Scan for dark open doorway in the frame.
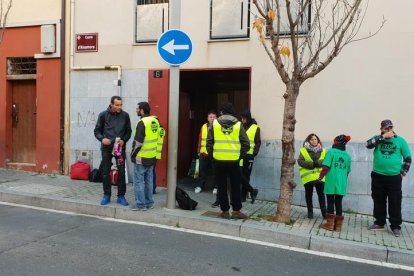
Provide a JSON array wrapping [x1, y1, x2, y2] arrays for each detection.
[[177, 68, 250, 180]]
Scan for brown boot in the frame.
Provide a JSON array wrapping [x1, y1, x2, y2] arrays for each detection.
[[231, 210, 248, 220], [320, 213, 335, 231], [220, 211, 230, 219], [334, 215, 344, 232]]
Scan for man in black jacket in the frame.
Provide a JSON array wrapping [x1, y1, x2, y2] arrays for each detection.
[[94, 96, 132, 206], [206, 102, 250, 219]]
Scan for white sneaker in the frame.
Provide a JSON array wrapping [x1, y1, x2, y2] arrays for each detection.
[[212, 188, 218, 195], [194, 187, 202, 194]]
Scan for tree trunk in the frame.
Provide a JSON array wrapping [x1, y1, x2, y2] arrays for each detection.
[[275, 81, 299, 223]]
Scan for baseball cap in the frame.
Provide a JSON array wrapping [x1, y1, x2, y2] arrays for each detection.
[[380, 119, 393, 129]]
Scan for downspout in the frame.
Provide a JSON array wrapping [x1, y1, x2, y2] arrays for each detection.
[[60, 0, 66, 174]]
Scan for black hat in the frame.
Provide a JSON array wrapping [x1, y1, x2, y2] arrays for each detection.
[[381, 119, 393, 129], [220, 102, 235, 115]]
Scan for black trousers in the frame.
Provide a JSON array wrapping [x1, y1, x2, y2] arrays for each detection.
[[326, 194, 343, 216], [241, 157, 254, 198], [214, 161, 242, 212], [371, 172, 402, 230], [100, 145, 126, 197], [304, 180, 326, 213], [196, 155, 214, 189]]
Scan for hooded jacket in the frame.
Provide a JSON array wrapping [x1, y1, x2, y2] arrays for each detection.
[[94, 105, 132, 147], [206, 114, 250, 161]]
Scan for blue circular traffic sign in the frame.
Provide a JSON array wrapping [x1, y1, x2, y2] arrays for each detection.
[[157, 30, 193, 66]]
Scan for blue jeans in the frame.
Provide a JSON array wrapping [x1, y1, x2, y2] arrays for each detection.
[[133, 164, 154, 208]]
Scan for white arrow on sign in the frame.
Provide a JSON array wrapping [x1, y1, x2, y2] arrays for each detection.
[[161, 39, 190, 55]]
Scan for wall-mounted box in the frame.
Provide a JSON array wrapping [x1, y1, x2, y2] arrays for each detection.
[[41, 25, 55, 54]]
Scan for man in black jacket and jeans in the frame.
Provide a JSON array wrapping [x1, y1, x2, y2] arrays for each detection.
[[94, 96, 132, 206]]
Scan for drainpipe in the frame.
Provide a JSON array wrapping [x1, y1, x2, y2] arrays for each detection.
[[63, 0, 123, 174]]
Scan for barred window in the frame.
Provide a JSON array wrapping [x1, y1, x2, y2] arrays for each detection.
[[138, 0, 168, 5]]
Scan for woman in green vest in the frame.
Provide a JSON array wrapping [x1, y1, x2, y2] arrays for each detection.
[[297, 133, 327, 219]]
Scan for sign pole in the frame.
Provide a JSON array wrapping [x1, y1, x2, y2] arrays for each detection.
[[166, 0, 181, 209]]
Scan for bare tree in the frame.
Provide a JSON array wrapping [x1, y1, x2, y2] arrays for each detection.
[[252, 0, 385, 223], [0, 0, 12, 43]]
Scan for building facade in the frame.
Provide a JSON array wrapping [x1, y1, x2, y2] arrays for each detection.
[[64, 0, 414, 219], [0, 0, 63, 174]]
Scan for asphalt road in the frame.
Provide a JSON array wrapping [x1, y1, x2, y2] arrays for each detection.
[[0, 204, 411, 276]]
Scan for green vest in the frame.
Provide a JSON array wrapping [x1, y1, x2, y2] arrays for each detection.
[[245, 124, 258, 155], [156, 127, 166, 160], [298, 147, 326, 184], [199, 123, 208, 154], [137, 116, 160, 159], [212, 120, 241, 161]]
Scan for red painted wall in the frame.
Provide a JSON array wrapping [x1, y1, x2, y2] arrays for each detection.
[[148, 69, 169, 186], [0, 26, 62, 173]]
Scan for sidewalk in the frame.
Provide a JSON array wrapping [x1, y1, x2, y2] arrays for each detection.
[[0, 168, 413, 267]]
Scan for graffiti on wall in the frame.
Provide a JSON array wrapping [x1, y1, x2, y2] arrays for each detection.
[[74, 111, 97, 127]]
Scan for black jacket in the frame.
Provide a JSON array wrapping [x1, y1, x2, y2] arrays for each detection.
[[206, 114, 250, 161], [94, 106, 132, 147]]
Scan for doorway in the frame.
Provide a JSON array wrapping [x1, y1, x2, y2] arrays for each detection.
[[177, 68, 250, 179], [11, 80, 37, 163]]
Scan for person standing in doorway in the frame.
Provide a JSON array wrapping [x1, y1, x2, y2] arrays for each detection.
[[195, 110, 217, 194], [366, 120, 411, 237], [240, 111, 261, 204], [131, 102, 160, 211], [297, 133, 327, 219], [94, 96, 132, 206], [207, 102, 250, 219], [319, 135, 352, 233]]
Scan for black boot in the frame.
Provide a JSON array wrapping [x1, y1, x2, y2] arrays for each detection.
[[251, 189, 258, 204], [307, 209, 314, 219]]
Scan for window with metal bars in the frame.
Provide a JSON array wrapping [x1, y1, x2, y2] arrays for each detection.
[[7, 57, 37, 75], [137, 0, 168, 5]]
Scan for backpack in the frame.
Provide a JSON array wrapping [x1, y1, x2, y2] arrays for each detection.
[[89, 168, 103, 182], [176, 187, 198, 210], [70, 160, 91, 180]]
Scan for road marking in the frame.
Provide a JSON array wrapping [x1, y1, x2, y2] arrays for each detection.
[[1, 201, 413, 272]]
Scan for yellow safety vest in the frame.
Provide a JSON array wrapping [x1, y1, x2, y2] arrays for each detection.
[[298, 147, 326, 185], [156, 127, 166, 160], [246, 124, 258, 155], [137, 116, 160, 159], [199, 123, 208, 154], [212, 120, 241, 161]]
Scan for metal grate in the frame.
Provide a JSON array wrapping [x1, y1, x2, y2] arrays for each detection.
[[7, 57, 37, 75], [138, 0, 168, 5]]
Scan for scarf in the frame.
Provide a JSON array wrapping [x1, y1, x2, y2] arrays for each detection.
[[304, 142, 322, 153]]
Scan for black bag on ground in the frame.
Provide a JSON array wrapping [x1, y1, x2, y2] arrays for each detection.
[[176, 187, 198, 210], [89, 168, 103, 183]]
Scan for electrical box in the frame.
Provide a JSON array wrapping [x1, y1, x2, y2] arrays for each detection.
[[41, 25, 55, 54]]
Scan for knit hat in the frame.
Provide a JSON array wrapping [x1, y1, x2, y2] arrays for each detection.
[[333, 134, 351, 145], [220, 102, 235, 115], [380, 119, 393, 129]]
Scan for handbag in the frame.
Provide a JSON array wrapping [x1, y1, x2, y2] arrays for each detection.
[[70, 160, 91, 180]]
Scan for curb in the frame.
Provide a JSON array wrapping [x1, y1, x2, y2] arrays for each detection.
[[1, 190, 413, 267]]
